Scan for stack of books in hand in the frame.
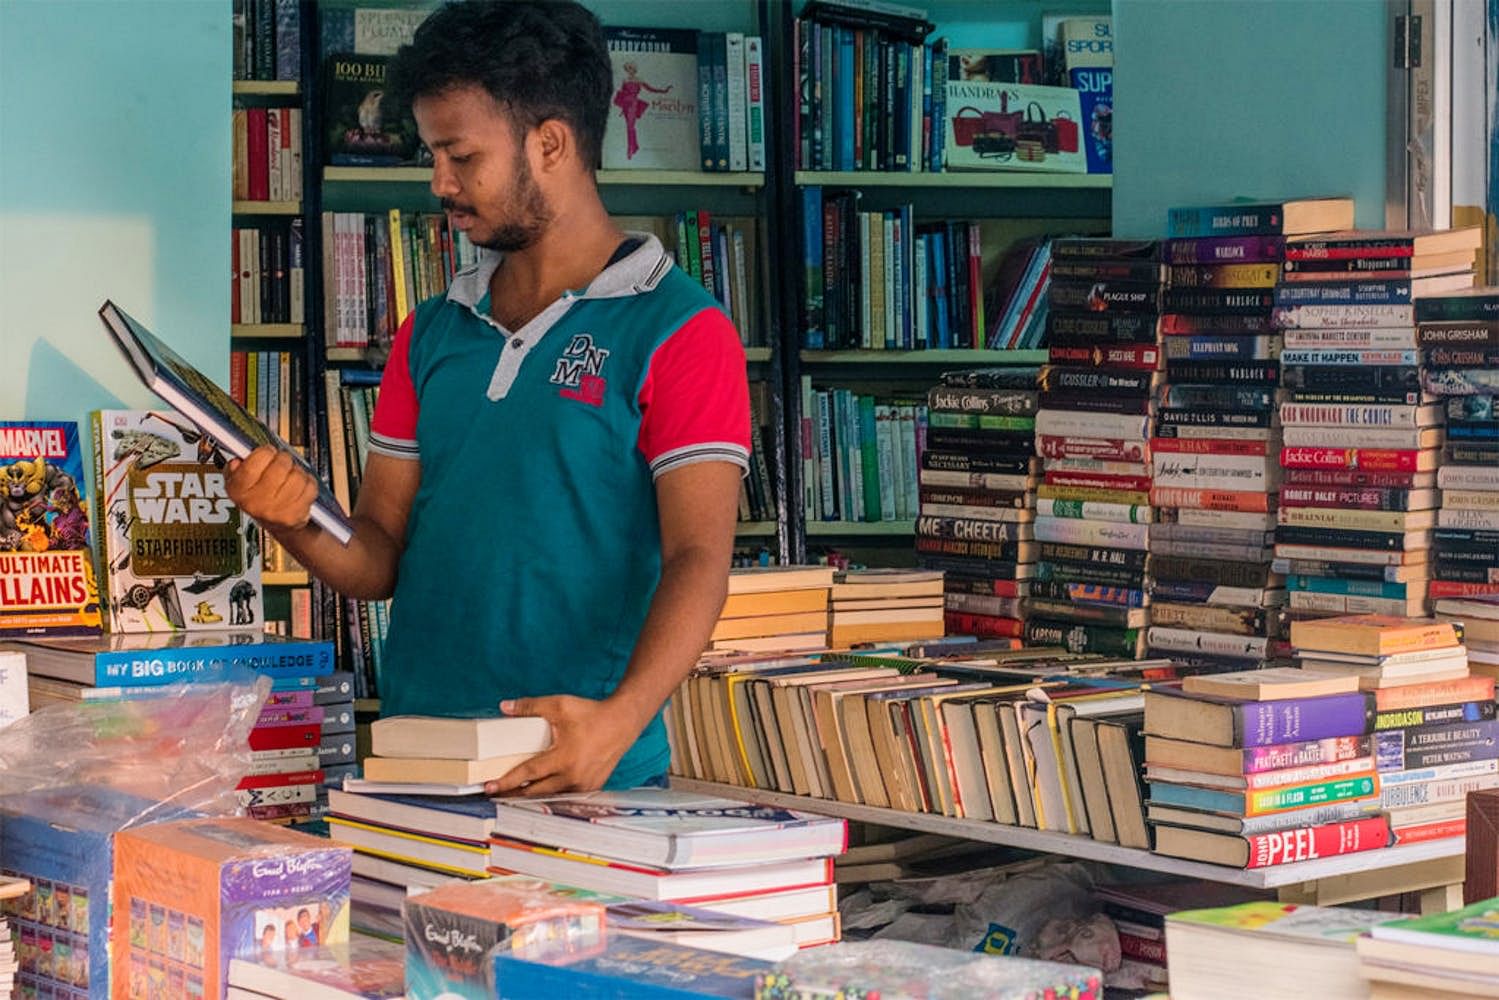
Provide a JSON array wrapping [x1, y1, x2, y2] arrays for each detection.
[[916, 367, 1040, 643], [1356, 896, 1499, 998], [486, 788, 846, 950], [1292, 613, 1496, 845], [711, 567, 836, 655], [1029, 238, 1165, 659], [829, 569, 944, 647]]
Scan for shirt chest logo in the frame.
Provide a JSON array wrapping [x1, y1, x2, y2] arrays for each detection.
[[549, 333, 610, 407]]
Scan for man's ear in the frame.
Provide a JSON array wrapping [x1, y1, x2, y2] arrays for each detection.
[[533, 118, 573, 173]]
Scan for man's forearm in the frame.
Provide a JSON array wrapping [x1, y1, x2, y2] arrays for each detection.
[[607, 547, 730, 734], [266, 515, 403, 601]]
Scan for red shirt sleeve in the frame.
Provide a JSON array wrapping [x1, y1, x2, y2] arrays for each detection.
[[637, 307, 751, 479], [368, 311, 420, 460]]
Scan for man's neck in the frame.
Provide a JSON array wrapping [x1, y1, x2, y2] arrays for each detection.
[[489, 188, 625, 321]]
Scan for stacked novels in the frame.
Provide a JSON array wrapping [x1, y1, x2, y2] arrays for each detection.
[[1031, 238, 1164, 658], [231, 222, 305, 326], [711, 567, 835, 655], [0, 877, 28, 999], [362, 714, 549, 792], [829, 569, 944, 647], [230, 107, 303, 204], [1434, 595, 1499, 680], [1357, 896, 1499, 998], [1150, 213, 1297, 672], [1292, 613, 1496, 846], [1419, 288, 1499, 601], [800, 377, 923, 527], [800, 188, 990, 350], [484, 789, 845, 949], [668, 649, 1155, 844], [7, 633, 342, 826], [916, 369, 1039, 641], [1275, 228, 1481, 625], [1143, 667, 1389, 868]]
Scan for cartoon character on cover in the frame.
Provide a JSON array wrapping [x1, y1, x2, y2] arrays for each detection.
[[2, 456, 77, 548], [46, 482, 90, 551], [229, 579, 257, 625], [295, 901, 330, 948], [611, 62, 671, 160]]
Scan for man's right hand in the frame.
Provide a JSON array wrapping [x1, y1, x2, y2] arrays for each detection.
[[225, 446, 321, 533]]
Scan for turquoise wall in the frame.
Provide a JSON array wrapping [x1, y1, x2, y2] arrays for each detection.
[[0, 0, 230, 426], [1112, 0, 1388, 237]]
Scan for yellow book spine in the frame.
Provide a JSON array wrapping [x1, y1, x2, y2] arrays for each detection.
[[726, 676, 758, 789], [1047, 704, 1079, 834], [387, 208, 410, 325]]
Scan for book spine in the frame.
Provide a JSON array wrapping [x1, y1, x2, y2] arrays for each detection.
[[1240, 736, 1373, 774], [725, 33, 748, 172], [746, 36, 765, 171], [1165, 235, 1285, 263], [1167, 204, 1286, 238], [1243, 815, 1390, 867]]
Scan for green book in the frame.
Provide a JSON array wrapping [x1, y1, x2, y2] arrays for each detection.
[[1170, 901, 1387, 943], [1370, 897, 1499, 955]]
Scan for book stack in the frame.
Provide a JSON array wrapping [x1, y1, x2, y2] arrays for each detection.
[[829, 569, 945, 647], [1143, 668, 1389, 868], [1434, 595, 1499, 680], [1274, 229, 1481, 625], [1030, 238, 1164, 659], [1357, 896, 1499, 998], [0, 877, 30, 999], [712, 567, 836, 654], [8, 633, 340, 826], [1165, 901, 1389, 1000], [916, 368, 1040, 641], [1291, 613, 1496, 846], [1419, 288, 1499, 605], [1147, 208, 1310, 673], [485, 789, 845, 950], [1092, 881, 1267, 994]]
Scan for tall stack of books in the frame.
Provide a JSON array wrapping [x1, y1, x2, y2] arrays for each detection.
[[829, 569, 945, 647], [1143, 666, 1388, 868], [485, 789, 845, 950], [1029, 238, 1164, 658], [1357, 897, 1499, 998], [1146, 205, 1318, 672], [1419, 288, 1499, 604], [1433, 595, 1499, 680], [712, 567, 836, 654], [1292, 613, 1496, 846], [916, 369, 1040, 641], [1274, 228, 1480, 625]]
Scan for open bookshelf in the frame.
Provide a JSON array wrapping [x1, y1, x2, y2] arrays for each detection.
[[231, 200, 301, 216], [324, 166, 765, 188], [795, 171, 1112, 190], [231, 323, 304, 339], [232, 80, 299, 96], [800, 349, 1047, 365]]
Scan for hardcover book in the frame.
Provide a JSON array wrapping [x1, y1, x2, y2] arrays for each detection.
[[0, 421, 103, 637], [3, 631, 332, 688], [321, 54, 421, 166], [92, 409, 262, 633], [603, 28, 702, 171], [942, 82, 1085, 173], [111, 818, 352, 1000]]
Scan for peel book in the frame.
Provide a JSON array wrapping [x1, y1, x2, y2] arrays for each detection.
[[97, 301, 353, 544]]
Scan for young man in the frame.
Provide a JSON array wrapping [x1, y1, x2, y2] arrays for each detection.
[[226, 0, 748, 795]]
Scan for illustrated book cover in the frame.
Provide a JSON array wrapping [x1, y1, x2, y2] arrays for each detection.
[[943, 82, 1085, 173], [603, 28, 701, 171]]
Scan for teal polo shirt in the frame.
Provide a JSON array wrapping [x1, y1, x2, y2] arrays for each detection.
[[367, 234, 750, 788]]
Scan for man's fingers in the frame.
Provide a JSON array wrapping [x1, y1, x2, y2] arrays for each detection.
[[230, 446, 280, 487], [487, 752, 556, 796], [516, 774, 570, 798], [501, 696, 553, 719]]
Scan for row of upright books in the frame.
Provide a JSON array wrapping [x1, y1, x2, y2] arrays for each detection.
[[229, 350, 308, 451], [799, 380, 924, 524], [618, 211, 764, 348], [230, 107, 304, 205], [231, 0, 300, 82], [232, 222, 306, 326]]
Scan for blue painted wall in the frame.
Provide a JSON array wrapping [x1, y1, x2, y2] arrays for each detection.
[[1112, 0, 1388, 237], [0, 0, 230, 426]]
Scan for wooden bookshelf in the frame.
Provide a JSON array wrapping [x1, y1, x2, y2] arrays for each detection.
[[800, 349, 1047, 365], [326, 348, 368, 363], [806, 520, 916, 536], [232, 80, 299, 96], [233, 200, 301, 216], [669, 778, 1465, 896], [744, 347, 772, 363], [324, 166, 764, 188], [354, 698, 382, 713], [231, 323, 304, 339], [734, 521, 777, 537], [795, 171, 1112, 190], [263, 571, 309, 587]]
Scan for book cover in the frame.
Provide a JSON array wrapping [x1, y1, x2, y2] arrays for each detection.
[[93, 409, 261, 633], [227, 935, 404, 999], [321, 54, 421, 166], [494, 936, 770, 999], [604, 28, 701, 171], [112, 818, 352, 1000], [1068, 66, 1111, 174], [7, 631, 332, 688], [942, 82, 1084, 173], [0, 421, 103, 637], [1168, 901, 1390, 942], [946, 49, 1042, 85], [1370, 897, 1499, 955]]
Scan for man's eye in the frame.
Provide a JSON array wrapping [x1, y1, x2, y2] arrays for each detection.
[[451, 154, 472, 165]]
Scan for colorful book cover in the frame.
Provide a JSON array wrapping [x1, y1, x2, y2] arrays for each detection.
[[493, 936, 771, 999], [1370, 896, 1499, 954], [603, 28, 701, 171], [946, 49, 1042, 85], [403, 880, 606, 1000], [1168, 901, 1389, 943], [93, 409, 262, 633], [111, 817, 351, 999], [942, 82, 1085, 173], [227, 934, 404, 998], [322, 53, 422, 166], [1068, 66, 1111, 174], [0, 421, 103, 637], [8, 631, 332, 687]]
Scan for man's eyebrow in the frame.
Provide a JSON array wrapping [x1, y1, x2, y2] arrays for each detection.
[[426, 137, 458, 150]]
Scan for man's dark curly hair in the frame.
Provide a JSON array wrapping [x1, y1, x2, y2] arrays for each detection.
[[387, 0, 611, 170]]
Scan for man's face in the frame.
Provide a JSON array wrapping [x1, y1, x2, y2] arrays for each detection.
[[414, 84, 553, 254]]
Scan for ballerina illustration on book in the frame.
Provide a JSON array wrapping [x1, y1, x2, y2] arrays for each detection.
[[612, 62, 671, 160]]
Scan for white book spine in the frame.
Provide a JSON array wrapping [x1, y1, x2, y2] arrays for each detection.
[[1279, 403, 1430, 427], [1035, 410, 1150, 440], [725, 33, 748, 172], [1146, 627, 1268, 659], [1281, 426, 1436, 449], [876, 405, 898, 521], [1438, 465, 1499, 490], [745, 36, 765, 171], [899, 405, 919, 519], [1033, 516, 1149, 549], [267, 108, 283, 202], [1283, 328, 1418, 349]]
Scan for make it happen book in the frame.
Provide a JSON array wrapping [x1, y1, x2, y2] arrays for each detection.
[[98, 302, 352, 545]]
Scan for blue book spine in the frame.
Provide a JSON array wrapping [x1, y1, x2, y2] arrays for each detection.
[[1147, 780, 1242, 814], [697, 32, 714, 171], [930, 38, 946, 172], [1167, 204, 1286, 239], [802, 186, 825, 349], [1447, 423, 1499, 439], [919, 42, 932, 172], [1171, 335, 1273, 360], [1069, 67, 1112, 174], [274, 0, 300, 80], [90, 639, 334, 687], [493, 938, 771, 1000], [837, 28, 856, 171], [1289, 576, 1412, 599], [930, 229, 951, 349]]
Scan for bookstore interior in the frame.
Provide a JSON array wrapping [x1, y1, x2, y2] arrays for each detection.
[[3, 0, 1499, 997]]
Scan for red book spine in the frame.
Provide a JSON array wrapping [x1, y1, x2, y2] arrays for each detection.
[[1283, 468, 1424, 489], [697, 209, 716, 296], [1280, 447, 1421, 472], [1285, 245, 1414, 261], [1117, 931, 1166, 965], [1048, 344, 1162, 371], [230, 350, 247, 406], [1245, 816, 1391, 868], [1150, 437, 1268, 456], [1374, 675, 1495, 711], [942, 611, 1023, 639], [246, 107, 269, 201], [236, 769, 325, 790], [1149, 487, 1272, 513], [248, 723, 318, 750], [257, 706, 325, 726], [1393, 818, 1466, 844], [1038, 435, 1148, 463], [1428, 580, 1499, 598]]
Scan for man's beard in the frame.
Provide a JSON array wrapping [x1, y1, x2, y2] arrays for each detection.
[[450, 155, 552, 254]]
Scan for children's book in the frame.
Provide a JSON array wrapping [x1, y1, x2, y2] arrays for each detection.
[[97, 301, 352, 544], [3, 631, 331, 688], [227, 934, 405, 999], [93, 409, 262, 633], [603, 28, 702, 171], [0, 421, 103, 637]]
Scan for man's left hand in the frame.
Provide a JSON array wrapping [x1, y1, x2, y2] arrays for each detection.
[[485, 694, 640, 797]]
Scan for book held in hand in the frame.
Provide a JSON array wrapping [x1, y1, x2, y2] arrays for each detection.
[[369, 715, 552, 761], [97, 301, 353, 544]]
